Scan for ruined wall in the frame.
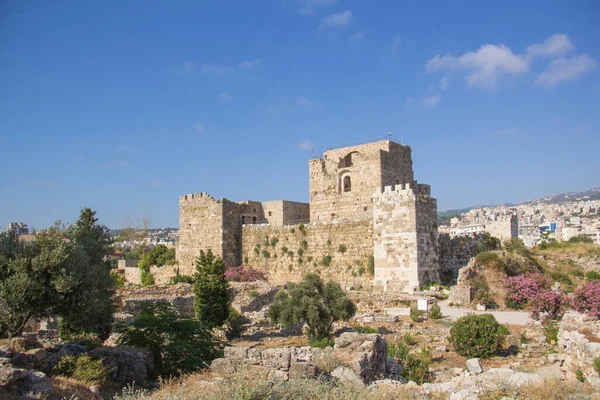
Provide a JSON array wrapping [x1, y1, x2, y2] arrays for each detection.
[[438, 233, 496, 282], [309, 140, 414, 223], [486, 215, 519, 240], [241, 221, 374, 289], [372, 183, 439, 292], [260, 201, 310, 226]]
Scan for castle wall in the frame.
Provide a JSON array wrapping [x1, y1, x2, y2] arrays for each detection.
[[372, 183, 439, 292], [241, 221, 374, 289], [178, 193, 225, 275]]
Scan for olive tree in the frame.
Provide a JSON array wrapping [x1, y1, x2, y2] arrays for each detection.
[[268, 273, 356, 340]]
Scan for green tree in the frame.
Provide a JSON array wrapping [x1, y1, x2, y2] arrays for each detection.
[[449, 313, 508, 358], [268, 273, 356, 340], [0, 209, 115, 339], [116, 302, 222, 378], [193, 249, 231, 329]]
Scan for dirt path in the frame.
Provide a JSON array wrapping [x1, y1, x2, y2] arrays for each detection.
[[438, 300, 533, 325]]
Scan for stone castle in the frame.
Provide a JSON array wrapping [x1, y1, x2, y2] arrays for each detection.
[[177, 139, 440, 293]]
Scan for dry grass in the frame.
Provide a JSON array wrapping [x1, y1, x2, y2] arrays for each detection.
[[115, 371, 449, 400], [312, 351, 344, 374], [479, 376, 598, 400]]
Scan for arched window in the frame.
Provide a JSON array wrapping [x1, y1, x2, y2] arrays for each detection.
[[343, 175, 351, 192]]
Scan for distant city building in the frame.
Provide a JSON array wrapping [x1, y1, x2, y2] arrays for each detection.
[[7, 222, 29, 235]]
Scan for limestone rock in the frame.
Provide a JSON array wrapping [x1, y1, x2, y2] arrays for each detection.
[[210, 358, 240, 375], [466, 358, 482, 374], [261, 348, 291, 370], [289, 360, 317, 379], [88, 346, 153, 383], [331, 366, 364, 385]]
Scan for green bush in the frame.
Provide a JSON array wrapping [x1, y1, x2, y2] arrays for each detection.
[[298, 224, 305, 232], [297, 248, 304, 257], [116, 302, 222, 378], [593, 357, 600, 374], [261, 250, 271, 258], [428, 303, 442, 320], [586, 271, 600, 280], [270, 238, 279, 247], [193, 250, 230, 329], [387, 340, 432, 384], [475, 251, 500, 265], [281, 246, 288, 254], [368, 256, 375, 276], [268, 273, 356, 340], [301, 240, 308, 250], [53, 354, 111, 385], [544, 322, 559, 344], [309, 337, 334, 349], [403, 333, 417, 346], [353, 324, 377, 334], [321, 255, 332, 266], [449, 314, 507, 358], [170, 272, 194, 284], [225, 308, 244, 340], [576, 369, 586, 383], [111, 271, 126, 289], [140, 269, 155, 287], [297, 257, 303, 265], [337, 244, 347, 254], [410, 308, 425, 322]]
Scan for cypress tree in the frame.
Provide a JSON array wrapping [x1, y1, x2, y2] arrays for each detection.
[[193, 249, 230, 328]]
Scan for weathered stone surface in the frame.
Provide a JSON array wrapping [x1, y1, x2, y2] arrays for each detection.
[[210, 358, 240, 375], [466, 358, 482, 375], [557, 310, 600, 386], [0, 365, 25, 386], [88, 346, 153, 383], [261, 348, 292, 370], [289, 360, 317, 379], [224, 346, 248, 359], [334, 332, 387, 383], [268, 369, 289, 381], [331, 366, 363, 385]]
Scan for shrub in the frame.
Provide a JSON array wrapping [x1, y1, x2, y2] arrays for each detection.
[[503, 237, 527, 254], [505, 273, 551, 309], [297, 257, 303, 265], [475, 252, 500, 265], [353, 324, 377, 334], [403, 333, 417, 346], [170, 272, 194, 284], [428, 303, 442, 320], [576, 369, 586, 383], [357, 267, 365, 276], [593, 357, 600, 374], [449, 314, 507, 358], [321, 255, 332, 266], [270, 238, 279, 247], [53, 354, 111, 385], [368, 256, 375, 275], [410, 308, 425, 323], [225, 308, 244, 340], [194, 250, 230, 329], [268, 273, 356, 339], [297, 248, 304, 257], [337, 244, 347, 254], [281, 246, 288, 254], [573, 281, 600, 318], [225, 265, 266, 282], [312, 352, 342, 373], [253, 248, 259, 255], [298, 224, 305, 232], [301, 240, 308, 249], [586, 271, 600, 280], [529, 290, 570, 321], [261, 250, 270, 258], [309, 337, 334, 349], [387, 340, 432, 384], [116, 302, 222, 378], [290, 228, 295, 234], [544, 322, 559, 344], [326, 239, 332, 246], [111, 271, 126, 289], [287, 250, 294, 258], [140, 269, 155, 287]]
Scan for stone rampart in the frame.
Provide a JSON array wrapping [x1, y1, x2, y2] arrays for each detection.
[[242, 220, 374, 289]]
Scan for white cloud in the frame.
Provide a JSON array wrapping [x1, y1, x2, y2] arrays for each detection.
[[298, 140, 314, 151], [297, 96, 322, 108], [426, 44, 528, 89], [319, 10, 352, 30], [201, 64, 234, 76], [193, 123, 205, 134], [218, 92, 234, 102], [421, 95, 440, 107], [178, 61, 197, 74], [439, 77, 449, 90], [391, 37, 402, 52], [526, 34, 573, 58], [239, 58, 263, 69], [535, 54, 596, 88], [350, 31, 365, 41], [299, 0, 337, 15]]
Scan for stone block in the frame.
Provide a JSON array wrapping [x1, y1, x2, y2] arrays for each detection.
[[210, 358, 240, 375], [289, 360, 317, 379], [224, 346, 248, 359], [261, 348, 291, 370], [331, 366, 363, 385], [466, 358, 482, 375], [383, 308, 410, 316]]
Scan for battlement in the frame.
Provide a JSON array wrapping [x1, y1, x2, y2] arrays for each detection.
[[373, 183, 432, 199], [180, 192, 216, 202]]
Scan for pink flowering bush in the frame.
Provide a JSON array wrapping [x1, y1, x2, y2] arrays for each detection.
[[505, 273, 551, 309], [529, 290, 570, 322], [225, 265, 266, 282], [573, 281, 600, 318]]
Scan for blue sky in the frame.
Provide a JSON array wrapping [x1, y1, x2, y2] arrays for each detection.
[[1, 1, 599, 229]]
